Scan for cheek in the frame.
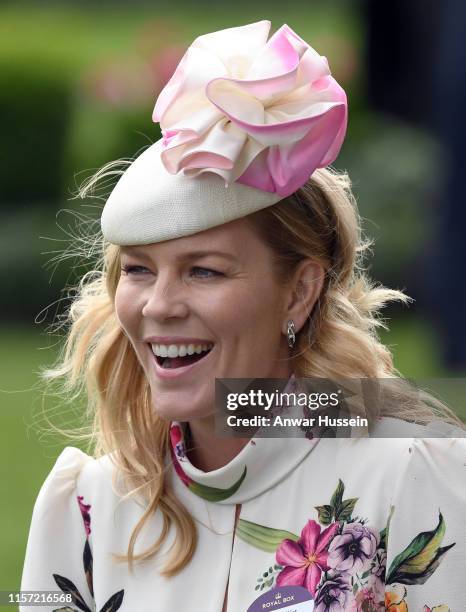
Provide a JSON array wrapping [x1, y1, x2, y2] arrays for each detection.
[[114, 281, 141, 336], [205, 280, 284, 336]]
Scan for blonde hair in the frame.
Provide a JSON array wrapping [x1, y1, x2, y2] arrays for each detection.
[[40, 163, 464, 577]]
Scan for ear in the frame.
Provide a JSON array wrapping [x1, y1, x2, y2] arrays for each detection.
[[282, 259, 325, 335]]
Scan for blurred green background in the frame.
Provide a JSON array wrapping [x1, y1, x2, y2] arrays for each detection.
[[1, 0, 465, 600]]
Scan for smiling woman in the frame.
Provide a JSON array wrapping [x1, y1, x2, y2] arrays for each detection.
[[20, 20, 465, 612], [114, 219, 317, 425]]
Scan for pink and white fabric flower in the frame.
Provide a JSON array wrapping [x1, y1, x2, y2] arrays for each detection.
[[153, 20, 347, 198]]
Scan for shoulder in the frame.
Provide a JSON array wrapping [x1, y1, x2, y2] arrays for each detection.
[[393, 434, 466, 496], [33, 446, 118, 518], [38, 446, 114, 487], [308, 418, 465, 507], [374, 422, 466, 551], [370, 415, 466, 439], [369, 417, 466, 478], [22, 448, 121, 608], [33, 447, 92, 508], [368, 416, 465, 482]]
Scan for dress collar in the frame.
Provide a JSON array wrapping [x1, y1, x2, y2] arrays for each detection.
[[168, 376, 321, 505]]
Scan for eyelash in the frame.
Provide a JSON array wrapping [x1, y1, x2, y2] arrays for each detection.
[[120, 265, 222, 279], [121, 265, 147, 275]]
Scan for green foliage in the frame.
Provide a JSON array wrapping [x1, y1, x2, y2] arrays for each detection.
[[255, 564, 282, 591], [189, 466, 247, 501], [0, 57, 72, 206], [315, 478, 358, 525], [0, 206, 86, 320], [386, 511, 455, 586], [237, 518, 299, 553]]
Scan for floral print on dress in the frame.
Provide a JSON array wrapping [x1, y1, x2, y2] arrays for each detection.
[[77, 496, 91, 536], [328, 522, 378, 573], [275, 520, 339, 596], [238, 479, 454, 611], [169, 422, 247, 501], [51, 495, 124, 612]]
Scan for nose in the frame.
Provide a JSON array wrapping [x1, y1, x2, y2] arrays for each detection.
[[141, 273, 189, 321]]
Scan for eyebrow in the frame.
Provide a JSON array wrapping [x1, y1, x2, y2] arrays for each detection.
[[120, 247, 238, 263]]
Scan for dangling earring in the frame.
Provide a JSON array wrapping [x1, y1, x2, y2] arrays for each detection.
[[286, 319, 296, 348]]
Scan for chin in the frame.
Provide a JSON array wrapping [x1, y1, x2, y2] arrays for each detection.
[[151, 393, 214, 422]]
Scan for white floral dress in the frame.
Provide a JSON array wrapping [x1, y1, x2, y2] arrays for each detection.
[[21, 416, 465, 611]]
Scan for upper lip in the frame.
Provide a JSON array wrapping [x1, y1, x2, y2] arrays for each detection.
[[144, 336, 214, 345]]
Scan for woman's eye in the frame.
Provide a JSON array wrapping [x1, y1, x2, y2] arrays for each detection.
[[120, 265, 221, 278], [190, 266, 222, 279], [121, 265, 150, 275]]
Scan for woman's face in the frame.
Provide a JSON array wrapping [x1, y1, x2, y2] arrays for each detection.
[[115, 217, 293, 421]]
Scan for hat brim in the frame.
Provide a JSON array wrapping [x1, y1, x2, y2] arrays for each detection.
[[101, 138, 282, 246]]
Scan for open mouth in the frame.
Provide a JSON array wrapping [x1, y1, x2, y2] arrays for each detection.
[[150, 344, 214, 370]]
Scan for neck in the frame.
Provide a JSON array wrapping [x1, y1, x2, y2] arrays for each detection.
[[184, 369, 294, 472], [185, 414, 252, 472]]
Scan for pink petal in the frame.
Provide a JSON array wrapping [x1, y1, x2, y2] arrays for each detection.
[[206, 77, 345, 146], [153, 51, 188, 123], [169, 423, 183, 446], [316, 522, 340, 553], [335, 554, 356, 572], [236, 148, 275, 192], [278, 24, 311, 56], [352, 557, 365, 573], [328, 544, 347, 565], [276, 565, 307, 588], [299, 520, 321, 555], [303, 562, 322, 597], [247, 24, 306, 81], [359, 534, 377, 557], [276, 539, 306, 568], [329, 533, 353, 551], [181, 152, 232, 171], [318, 92, 348, 167], [295, 47, 331, 88], [315, 550, 330, 571], [239, 102, 346, 196]]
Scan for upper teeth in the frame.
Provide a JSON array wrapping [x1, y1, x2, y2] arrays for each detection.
[[151, 343, 213, 358]]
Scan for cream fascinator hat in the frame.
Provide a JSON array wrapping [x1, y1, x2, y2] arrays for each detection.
[[101, 20, 347, 245]]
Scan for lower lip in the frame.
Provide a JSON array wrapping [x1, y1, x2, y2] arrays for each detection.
[[149, 345, 214, 380]]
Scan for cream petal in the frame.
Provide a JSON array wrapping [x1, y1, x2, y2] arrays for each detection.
[[179, 120, 247, 176], [266, 100, 342, 125], [167, 104, 223, 134], [207, 80, 265, 124], [154, 47, 226, 124], [192, 20, 271, 78]]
